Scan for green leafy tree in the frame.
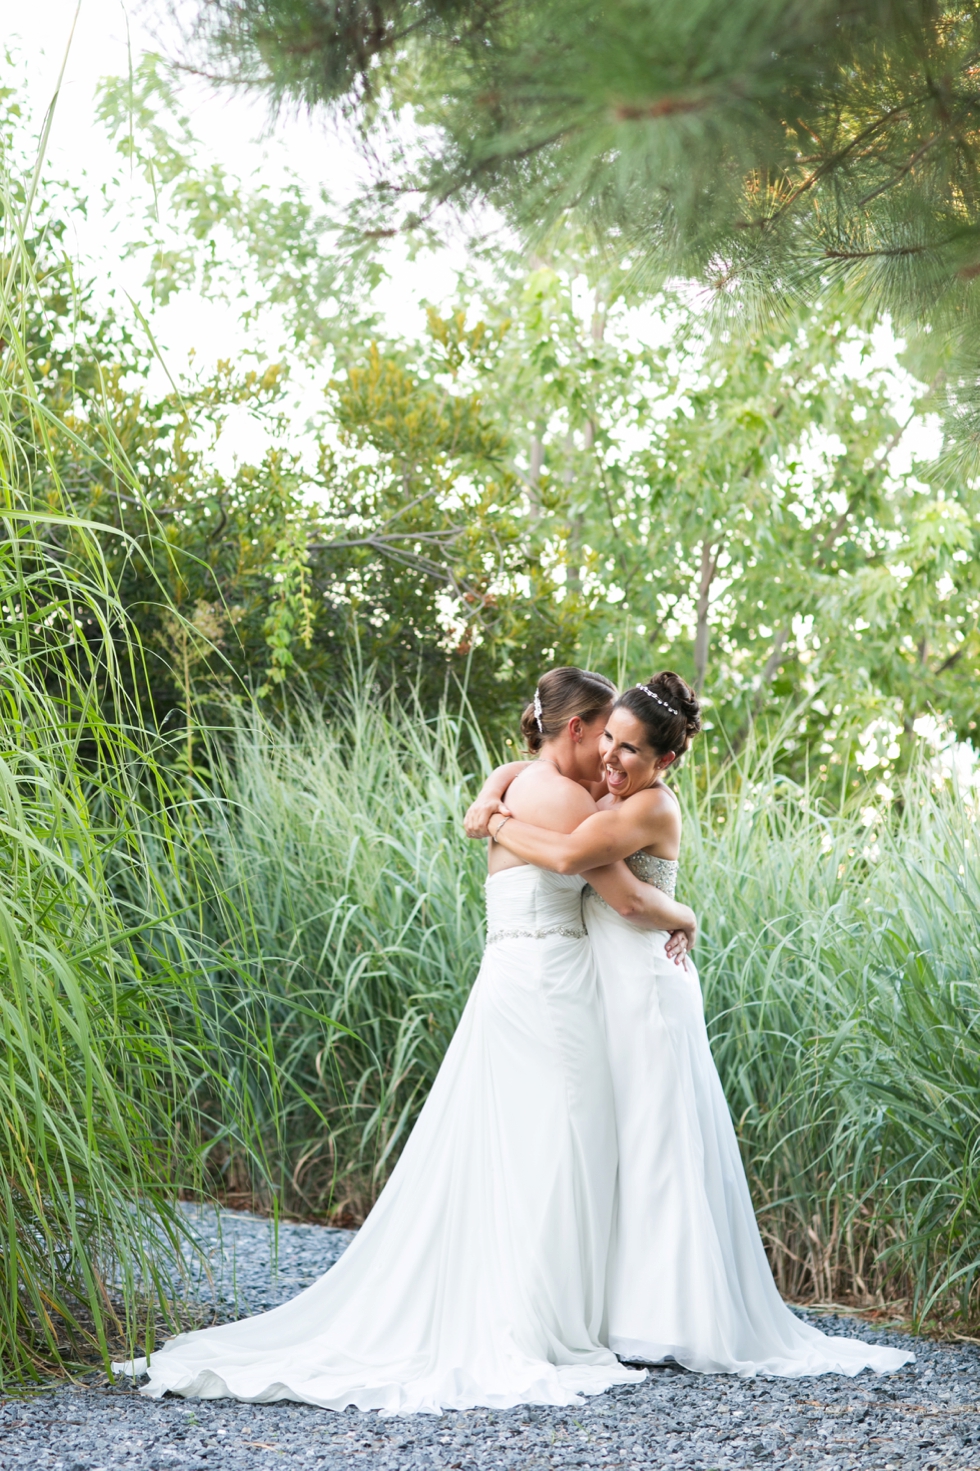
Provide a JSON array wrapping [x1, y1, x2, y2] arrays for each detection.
[[95, 54, 389, 362], [309, 323, 581, 714], [25, 278, 579, 736], [10, 252, 577, 742], [0, 59, 579, 747], [429, 235, 979, 764], [75, 54, 980, 761]]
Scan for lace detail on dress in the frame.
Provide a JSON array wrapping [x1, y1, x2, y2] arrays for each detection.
[[486, 922, 587, 945], [584, 851, 678, 909]]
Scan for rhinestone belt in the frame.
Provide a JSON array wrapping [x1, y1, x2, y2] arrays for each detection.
[[486, 923, 587, 945]]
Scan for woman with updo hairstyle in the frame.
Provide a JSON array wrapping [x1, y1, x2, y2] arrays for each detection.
[[612, 671, 702, 767], [464, 671, 910, 1381], [519, 666, 617, 755]]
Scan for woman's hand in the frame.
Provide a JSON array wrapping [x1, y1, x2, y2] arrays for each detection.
[[664, 929, 690, 970], [672, 905, 698, 951], [464, 795, 509, 839], [463, 761, 530, 838]]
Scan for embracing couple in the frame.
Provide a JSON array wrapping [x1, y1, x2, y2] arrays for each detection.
[[122, 667, 911, 1412]]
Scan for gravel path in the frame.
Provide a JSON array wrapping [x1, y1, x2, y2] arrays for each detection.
[[2, 1207, 977, 1471]]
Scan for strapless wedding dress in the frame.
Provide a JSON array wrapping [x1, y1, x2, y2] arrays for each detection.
[[118, 866, 643, 1414], [584, 855, 912, 1378]]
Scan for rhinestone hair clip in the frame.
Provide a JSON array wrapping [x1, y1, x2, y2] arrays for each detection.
[[533, 688, 543, 732], [635, 683, 680, 715]]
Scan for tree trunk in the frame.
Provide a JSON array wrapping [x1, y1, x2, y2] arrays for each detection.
[[527, 420, 545, 519], [761, 625, 788, 687], [565, 425, 585, 598], [729, 626, 789, 758], [566, 293, 605, 597], [694, 539, 719, 692]]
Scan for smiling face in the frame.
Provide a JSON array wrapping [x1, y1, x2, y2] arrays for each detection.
[[600, 705, 674, 798]]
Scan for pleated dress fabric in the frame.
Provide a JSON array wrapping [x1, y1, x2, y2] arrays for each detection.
[[584, 854, 912, 1378], [120, 866, 643, 1414]]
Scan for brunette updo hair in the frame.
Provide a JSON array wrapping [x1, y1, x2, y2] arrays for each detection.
[[520, 667, 616, 754], [614, 671, 702, 760]]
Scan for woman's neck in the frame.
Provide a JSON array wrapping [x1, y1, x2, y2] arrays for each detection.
[[538, 739, 574, 777], [611, 774, 668, 805]]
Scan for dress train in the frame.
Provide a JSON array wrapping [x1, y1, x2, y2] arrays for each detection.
[[117, 868, 643, 1414]]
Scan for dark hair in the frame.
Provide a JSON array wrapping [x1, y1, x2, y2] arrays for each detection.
[[520, 666, 616, 754], [614, 671, 702, 760]]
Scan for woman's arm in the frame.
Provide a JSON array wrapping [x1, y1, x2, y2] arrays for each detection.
[[586, 862, 697, 949], [464, 761, 530, 839], [487, 792, 674, 874]]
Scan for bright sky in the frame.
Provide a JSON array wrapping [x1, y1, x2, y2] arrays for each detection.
[[5, 0, 489, 472], [7, 1, 469, 363]]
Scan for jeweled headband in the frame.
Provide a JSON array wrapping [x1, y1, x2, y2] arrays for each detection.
[[635, 683, 679, 715]]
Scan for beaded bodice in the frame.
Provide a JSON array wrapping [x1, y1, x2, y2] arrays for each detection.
[[584, 851, 678, 908]]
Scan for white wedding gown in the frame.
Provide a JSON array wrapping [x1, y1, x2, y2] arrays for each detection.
[[118, 866, 643, 1414], [584, 853, 912, 1378]]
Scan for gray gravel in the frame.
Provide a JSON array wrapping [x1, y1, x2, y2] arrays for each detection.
[[2, 1206, 977, 1471], [167, 1204, 355, 1318]]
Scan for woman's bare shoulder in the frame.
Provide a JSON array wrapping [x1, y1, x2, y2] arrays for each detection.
[[636, 781, 679, 809], [628, 783, 682, 828], [506, 763, 596, 830]]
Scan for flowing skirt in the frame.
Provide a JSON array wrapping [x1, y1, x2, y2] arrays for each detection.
[[585, 894, 912, 1378], [119, 869, 642, 1414]]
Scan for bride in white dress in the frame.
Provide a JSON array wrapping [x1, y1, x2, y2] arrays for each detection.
[[116, 668, 695, 1414], [470, 670, 911, 1379]]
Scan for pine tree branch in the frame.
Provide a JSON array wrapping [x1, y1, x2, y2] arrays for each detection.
[[738, 53, 980, 230], [821, 242, 939, 262], [612, 93, 713, 123], [739, 103, 914, 232], [854, 127, 949, 209]]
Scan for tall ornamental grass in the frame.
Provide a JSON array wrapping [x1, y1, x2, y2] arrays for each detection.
[[0, 492, 207, 1378], [688, 743, 980, 1323], [0, 157, 182, 1373], [150, 698, 489, 1225], [0, 133, 274, 1378], [181, 701, 980, 1326]]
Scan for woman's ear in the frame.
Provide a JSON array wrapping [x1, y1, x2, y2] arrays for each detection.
[[660, 751, 677, 771], [568, 716, 584, 743]]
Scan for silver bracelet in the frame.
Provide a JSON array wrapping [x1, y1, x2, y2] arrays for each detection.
[[491, 814, 513, 843]]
